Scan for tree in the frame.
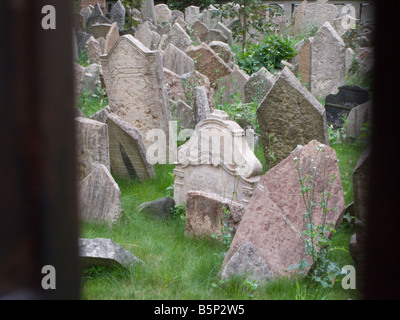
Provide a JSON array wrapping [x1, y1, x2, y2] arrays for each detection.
[[213, 0, 284, 51]]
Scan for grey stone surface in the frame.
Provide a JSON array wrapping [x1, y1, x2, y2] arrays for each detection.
[[191, 20, 209, 43], [85, 36, 101, 64], [79, 164, 122, 224], [91, 23, 112, 40], [140, 0, 156, 24], [79, 238, 142, 269], [104, 22, 120, 54], [310, 22, 346, 99], [155, 4, 172, 25], [170, 99, 196, 129], [346, 101, 372, 141], [110, 0, 126, 29], [185, 190, 245, 239], [91, 106, 111, 123], [206, 29, 228, 44], [244, 67, 275, 104], [215, 22, 233, 46], [194, 86, 211, 123], [221, 241, 274, 282], [185, 6, 200, 26], [158, 22, 193, 52], [216, 69, 249, 104], [257, 67, 329, 165], [75, 117, 110, 180], [106, 113, 156, 182], [163, 43, 195, 76], [209, 41, 233, 65], [139, 197, 175, 219]]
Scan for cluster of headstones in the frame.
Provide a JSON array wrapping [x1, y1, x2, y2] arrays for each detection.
[[75, 0, 372, 280]]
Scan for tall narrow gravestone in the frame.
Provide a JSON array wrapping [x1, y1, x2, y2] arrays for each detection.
[[101, 35, 171, 149], [173, 110, 262, 208]]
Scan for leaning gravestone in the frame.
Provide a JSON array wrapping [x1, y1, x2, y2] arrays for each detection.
[[186, 42, 233, 87], [79, 164, 122, 225], [170, 99, 196, 130], [173, 110, 262, 208], [223, 140, 345, 278], [163, 43, 195, 76], [91, 23, 112, 40], [106, 113, 156, 182], [101, 35, 171, 149], [140, 0, 156, 24], [79, 238, 143, 269], [191, 20, 209, 43], [158, 22, 193, 52], [209, 41, 234, 65], [244, 67, 275, 104], [85, 36, 101, 64], [216, 69, 249, 104], [86, 3, 112, 35], [104, 22, 120, 54], [185, 190, 245, 239], [154, 4, 172, 25], [257, 67, 329, 165], [75, 117, 110, 180], [193, 86, 211, 123], [324, 85, 370, 127], [345, 101, 372, 141]]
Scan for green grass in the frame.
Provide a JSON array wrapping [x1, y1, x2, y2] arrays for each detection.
[[81, 138, 365, 300]]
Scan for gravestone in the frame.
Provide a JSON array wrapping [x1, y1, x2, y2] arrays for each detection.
[[74, 62, 85, 105], [244, 67, 275, 104], [223, 140, 345, 278], [181, 70, 215, 111], [80, 0, 105, 15], [80, 6, 93, 25], [135, 21, 155, 49], [75, 117, 110, 180], [206, 29, 228, 44], [110, 0, 126, 30], [202, 6, 219, 29], [163, 43, 195, 76], [155, 4, 172, 25], [257, 67, 329, 165], [221, 241, 274, 282], [173, 110, 262, 207], [86, 3, 112, 35], [325, 85, 370, 127], [104, 22, 120, 54], [91, 23, 112, 40], [78, 164, 122, 225], [140, 0, 156, 24], [191, 20, 209, 43], [215, 22, 233, 46], [79, 238, 142, 269], [76, 31, 91, 52], [209, 41, 234, 65], [170, 99, 196, 129], [185, 6, 200, 26], [185, 190, 245, 239], [174, 16, 188, 31], [101, 35, 171, 149], [91, 106, 111, 123], [310, 22, 346, 99], [85, 36, 101, 64], [297, 37, 312, 87], [139, 197, 175, 220], [216, 69, 249, 104], [193, 86, 210, 123], [345, 101, 372, 141], [106, 113, 156, 182], [158, 22, 193, 52], [163, 68, 186, 102], [186, 42, 233, 87]]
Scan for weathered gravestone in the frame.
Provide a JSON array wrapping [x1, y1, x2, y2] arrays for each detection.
[[106, 113, 156, 182], [91, 23, 112, 40], [134, 21, 158, 50], [325, 85, 370, 127], [257, 67, 329, 165], [170, 99, 196, 130], [86, 3, 112, 35], [75, 117, 110, 180], [155, 4, 172, 25], [78, 164, 122, 225], [310, 22, 346, 99], [191, 20, 209, 43], [244, 67, 275, 104], [221, 241, 274, 282], [173, 110, 262, 208], [223, 140, 345, 278], [139, 197, 175, 220], [193, 86, 211, 123], [158, 22, 193, 52], [110, 0, 126, 30], [345, 101, 372, 141], [104, 22, 120, 54], [91, 106, 111, 123], [186, 42, 233, 87], [79, 238, 142, 269], [85, 36, 101, 64], [163, 43, 195, 76], [216, 69, 249, 104], [101, 35, 171, 149], [185, 6, 200, 26], [209, 41, 234, 65], [80, 0, 106, 14], [206, 29, 228, 44], [140, 0, 156, 24], [185, 190, 245, 239]]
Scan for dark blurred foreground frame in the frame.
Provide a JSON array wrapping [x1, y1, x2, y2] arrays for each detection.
[[0, 0, 80, 299], [0, 0, 399, 300]]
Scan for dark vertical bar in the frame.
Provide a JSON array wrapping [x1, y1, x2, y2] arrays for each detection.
[[363, 0, 400, 299], [0, 0, 80, 299]]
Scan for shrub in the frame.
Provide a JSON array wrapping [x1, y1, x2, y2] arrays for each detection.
[[237, 34, 297, 75]]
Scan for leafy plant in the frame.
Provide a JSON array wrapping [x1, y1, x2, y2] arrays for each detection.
[[265, 132, 277, 171], [78, 87, 109, 118], [213, 1, 284, 52], [212, 206, 234, 246], [170, 202, 186, 221], [166, 0, 215, 12], [289, 143, 345, 288], [237, 34, 297, 75]]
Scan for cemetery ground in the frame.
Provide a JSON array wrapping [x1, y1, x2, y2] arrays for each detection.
[[79, 124, 365, 300]]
